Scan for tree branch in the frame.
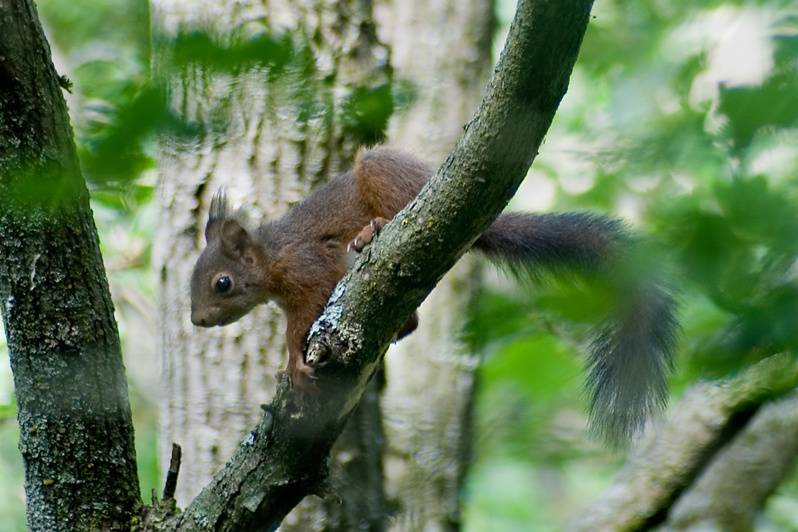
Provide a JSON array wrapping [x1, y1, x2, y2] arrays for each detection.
[[167, 0, 594, 529], [666, 393, 798, 530], [570, 353, 798, 532]]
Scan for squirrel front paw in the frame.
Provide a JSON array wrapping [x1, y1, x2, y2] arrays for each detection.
[[276, 362, 320, 396], [347, 217, 388, 253]]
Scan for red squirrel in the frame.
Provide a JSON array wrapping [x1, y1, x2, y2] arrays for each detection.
[[190, 147, 677, 441]]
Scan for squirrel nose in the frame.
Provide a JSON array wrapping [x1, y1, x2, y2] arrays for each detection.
[[191, 310, 209, 327]]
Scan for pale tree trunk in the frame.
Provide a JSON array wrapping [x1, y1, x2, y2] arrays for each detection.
[[151, 0, 390, 527], [153, 0, 593, 525], [375, 1, 494, 529]]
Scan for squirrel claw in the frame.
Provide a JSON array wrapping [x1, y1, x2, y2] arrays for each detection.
[[348, 217, 388, 253], [277, 363, 320, 397], [294, 375, 320, 397]]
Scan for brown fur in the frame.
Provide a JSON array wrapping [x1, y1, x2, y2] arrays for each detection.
[[191, 148, 624, 389], [190, 147, 677, 442], [191, 147, 430, 390]]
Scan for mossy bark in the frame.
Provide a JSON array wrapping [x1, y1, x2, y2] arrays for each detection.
[[0, 1, 141, 530]]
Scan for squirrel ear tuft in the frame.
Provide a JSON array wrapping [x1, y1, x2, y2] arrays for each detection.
[[205, 188, 228, 242], [219, 219, 252, 259]]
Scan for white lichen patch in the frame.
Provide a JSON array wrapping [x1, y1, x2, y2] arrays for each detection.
[[242, 492, 265, 513], [327, 282, 347, 306], [30, 253, 41, 291], [309, 283, 346, 338], [242, 430, 257, 447]]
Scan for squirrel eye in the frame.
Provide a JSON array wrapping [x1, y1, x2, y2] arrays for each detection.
[[214, 275, 233, 293]]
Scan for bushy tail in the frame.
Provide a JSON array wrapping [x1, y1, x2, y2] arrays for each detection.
[[475, 212, 678, 443]]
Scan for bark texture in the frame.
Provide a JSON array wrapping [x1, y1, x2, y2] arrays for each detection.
[[0, 1, 140, 530], [666, 394, 798, 531], [151, 0, 391, 527], [165, 1, 593, 528], [376, 0, 494, 529], [571, 353, 798, 532]]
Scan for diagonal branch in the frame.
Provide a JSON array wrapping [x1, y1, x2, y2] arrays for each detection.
[[666, 392, 798, 530], [168, 0, 594, 529], [570, 353, 798, 532]]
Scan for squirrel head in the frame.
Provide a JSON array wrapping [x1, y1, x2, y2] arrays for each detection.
[[190, 189, 267, 327]]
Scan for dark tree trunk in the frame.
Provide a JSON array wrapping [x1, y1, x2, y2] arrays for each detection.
[[0, 1, 141, 530]]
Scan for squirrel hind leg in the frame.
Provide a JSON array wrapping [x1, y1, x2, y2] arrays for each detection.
[[395, 311, 419, 341], [276, 360, 320, 397]]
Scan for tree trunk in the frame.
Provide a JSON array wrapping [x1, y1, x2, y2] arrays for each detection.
[[375, 0, 494, 529], [0, 1, 140, 530], [151, 0, 391, 527]]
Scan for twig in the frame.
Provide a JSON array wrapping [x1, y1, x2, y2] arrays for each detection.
[[163, 443, 182, 501]]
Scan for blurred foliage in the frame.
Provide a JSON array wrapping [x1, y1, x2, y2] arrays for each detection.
[[0, 0, 795, 530], [464, 0, 798, 529], [75, 24, 401, 191]]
